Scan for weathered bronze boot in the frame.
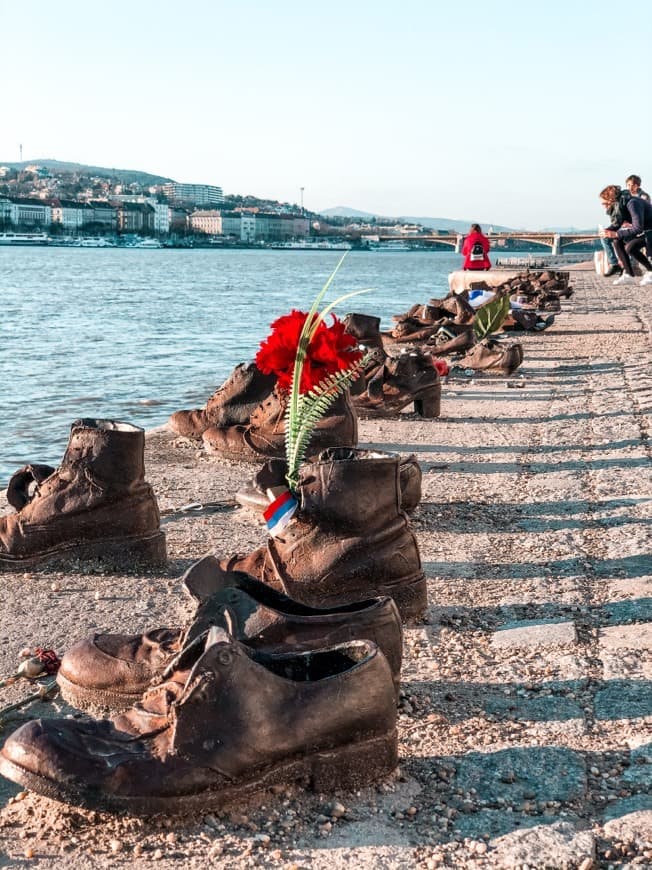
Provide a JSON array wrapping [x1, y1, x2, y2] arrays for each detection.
[[0, 420, 166, 571], [343, 312, 387, 395], [235, 453, 422, 514], [353, 350, 441, 418], [57, 561, 403, 709], [169, 362, 276, 438], [1, 633, 398, 814], [222, 448, 427, 621], [436, 295, 476, 323], [202, 387, 358, 462], [457, 339, 523, 375]]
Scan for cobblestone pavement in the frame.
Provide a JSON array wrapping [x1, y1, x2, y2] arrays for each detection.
[[0, 268, 649, 868]]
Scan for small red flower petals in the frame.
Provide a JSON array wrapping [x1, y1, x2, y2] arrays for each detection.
[[256, 311, 362, 393]]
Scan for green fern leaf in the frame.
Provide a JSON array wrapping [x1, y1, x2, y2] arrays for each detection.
[[473, 294, 511, 339]]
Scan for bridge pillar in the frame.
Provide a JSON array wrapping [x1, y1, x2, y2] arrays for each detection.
[[455, 233, 463, 254], [552, 234, 561, 256]]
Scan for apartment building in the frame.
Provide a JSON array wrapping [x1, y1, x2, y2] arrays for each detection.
[[188, 210, 222, 235], [50, 200, 93, 230], [110, 196, 170, 233], [163, 183, 224, 206], [6, 197, 52, 227]]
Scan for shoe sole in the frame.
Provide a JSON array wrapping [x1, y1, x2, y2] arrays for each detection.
[[56, 672, 146, 712], [0, 730, 397, 815], [0, 531, 167, 573]]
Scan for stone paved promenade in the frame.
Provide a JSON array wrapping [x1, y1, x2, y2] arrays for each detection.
[[0, 267, 650, 868]]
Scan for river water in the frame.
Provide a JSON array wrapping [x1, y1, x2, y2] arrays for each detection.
[[2, 247, 465, 483]]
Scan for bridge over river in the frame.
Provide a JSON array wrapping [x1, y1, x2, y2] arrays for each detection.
[[378, 231, 598, 255]]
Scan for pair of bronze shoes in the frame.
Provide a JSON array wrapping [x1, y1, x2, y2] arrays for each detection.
[[0, 560, 401, 814]]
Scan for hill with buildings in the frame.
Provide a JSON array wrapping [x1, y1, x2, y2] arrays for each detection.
[[320, 206, 514, 232], [0, 159, 173, 187]]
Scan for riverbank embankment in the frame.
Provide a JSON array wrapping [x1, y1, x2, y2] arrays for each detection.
[[0, 267, 650, 868]]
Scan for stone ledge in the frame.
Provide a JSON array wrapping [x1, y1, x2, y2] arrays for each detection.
[[491, 619, 577, 649]]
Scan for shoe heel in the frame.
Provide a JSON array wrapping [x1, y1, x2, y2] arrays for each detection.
[[309, 732, 398, 793], [413, 388, 440, 418]]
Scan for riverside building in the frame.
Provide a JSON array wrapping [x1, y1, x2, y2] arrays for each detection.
[[162, 183, 224, 206]]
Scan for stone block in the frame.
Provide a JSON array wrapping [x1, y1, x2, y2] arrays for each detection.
[[599, 622, 652, 651], [484, 693, 584, 722], [594, 681, 652, 720], [602, 795, 652, 844], [453, 746, 586, 804], [623, 742, 652, 787], [490, 820, 595, 870], [491, 619, 577, 650]]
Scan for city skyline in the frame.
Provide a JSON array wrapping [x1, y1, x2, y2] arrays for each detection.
[[2, 0, 651, 228]]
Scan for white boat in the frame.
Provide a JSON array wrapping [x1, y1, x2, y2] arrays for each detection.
[[78, 237, 116, 247], [131, 238, 163, 248], [270, 240, 352, 251], [0, 232, 50, 245]]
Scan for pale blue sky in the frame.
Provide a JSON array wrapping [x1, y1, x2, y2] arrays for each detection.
[[2, 0, 651, 227]]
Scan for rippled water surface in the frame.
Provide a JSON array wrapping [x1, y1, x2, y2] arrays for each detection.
[[0, 247, 463, 483]]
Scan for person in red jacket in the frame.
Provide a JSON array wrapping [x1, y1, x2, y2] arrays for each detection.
[[462, 224, 491, 270]]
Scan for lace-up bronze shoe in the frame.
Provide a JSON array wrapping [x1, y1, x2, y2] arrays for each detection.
[[0, 420, 165, 571], [202, 387, 357, 462], [457, 339, 523, 375], [169, 362, 276, 438], [222, 448, 427, 621], [57, 563, 403, 709], [1, 633, 398, 814]]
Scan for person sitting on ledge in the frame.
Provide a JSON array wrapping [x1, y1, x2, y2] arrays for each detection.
[[600, 185, 652, 287], [461, 223, 491, 271], [626, 173, 650, 202]]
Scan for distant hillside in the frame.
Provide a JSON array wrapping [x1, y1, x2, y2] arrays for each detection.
[[0, 159, 174, 186], [320, 206, 513, 232]]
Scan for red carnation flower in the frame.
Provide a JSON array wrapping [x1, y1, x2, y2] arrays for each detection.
[[256, 310, 362, 393], [432, 358, 449, 377]]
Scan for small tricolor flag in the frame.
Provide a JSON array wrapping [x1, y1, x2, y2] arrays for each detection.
[[263, 488, 298, 537]]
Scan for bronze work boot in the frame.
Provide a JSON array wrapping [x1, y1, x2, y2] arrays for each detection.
[[0, 420, 166, 572], [222, 448, 427, 621], [343, 312, 386, 395], [457, 339, 523, 375], [169, 362, 276, 438], [235, 453, 422, 514], [1, 632, 398, 814], [202, 387, 358, 462], [353, 351, 441, 418], [57, 561, 403, 710]]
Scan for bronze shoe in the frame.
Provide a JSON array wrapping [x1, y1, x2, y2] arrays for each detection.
[[202, 387, 357, 463], [169, 362, 276, 438], [235, 452, 422, 514], [222, 448, 427, 621], [0, 420, 166, 572], [1, 633, 398, 814], [57, 562, 403, 709]]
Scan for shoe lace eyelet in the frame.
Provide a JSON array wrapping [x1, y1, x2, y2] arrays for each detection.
[[218, 650, 233, 667]]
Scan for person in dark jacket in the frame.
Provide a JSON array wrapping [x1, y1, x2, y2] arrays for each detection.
[[601, 187, 632, 276], [462, 224, 491, 271], [600, 185, 652, 286]]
